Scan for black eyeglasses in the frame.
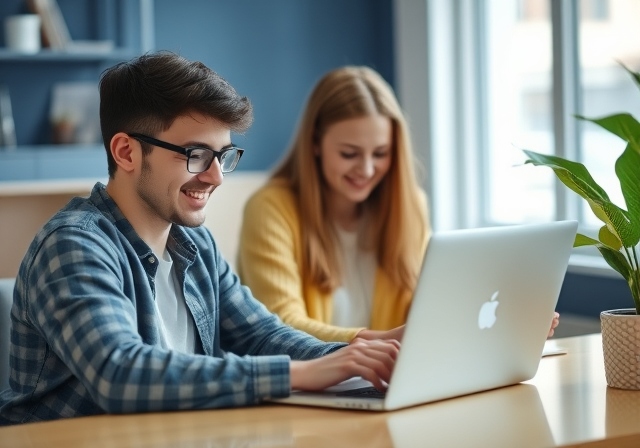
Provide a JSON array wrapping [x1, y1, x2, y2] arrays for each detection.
[[128, 133, 244, 174]]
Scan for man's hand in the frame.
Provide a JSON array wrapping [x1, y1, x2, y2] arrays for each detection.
[[290, 338, 400, 392], [355, 325, 405, 342], [548, 312, 560, 338]]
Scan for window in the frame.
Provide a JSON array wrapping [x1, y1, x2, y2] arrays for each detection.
[[484, 0, 554, 224], [394, 0, 640, 272], [483, 0, 640, 227]]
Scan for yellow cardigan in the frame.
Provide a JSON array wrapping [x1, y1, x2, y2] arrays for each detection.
[[237, 182, 430, 342]]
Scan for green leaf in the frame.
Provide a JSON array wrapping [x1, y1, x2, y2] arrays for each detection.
[[523, 149, 639, 247], [575, 113, 640, 153], [597, 245, 633, 282], [523, 150, 609, 200], [598, 225, 622, 250], [574, 233, 600, 247], [615, 145, 640, 238], [585, 200, 639, 247]]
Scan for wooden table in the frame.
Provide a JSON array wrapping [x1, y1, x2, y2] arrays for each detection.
[[1, 334, 639, 447]]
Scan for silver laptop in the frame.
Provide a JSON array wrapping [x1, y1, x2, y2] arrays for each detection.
[[272, 220, 577, 411]]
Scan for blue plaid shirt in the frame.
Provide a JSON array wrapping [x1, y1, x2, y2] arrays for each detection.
[[0, 183, 344, 425]]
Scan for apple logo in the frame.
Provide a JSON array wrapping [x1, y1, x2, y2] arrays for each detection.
[[478, 290, 500, 329]]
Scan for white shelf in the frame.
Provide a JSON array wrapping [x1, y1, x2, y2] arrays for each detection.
[[0, 178, 104, 197], [0, 48, 136, 62], [0, 144, 103, 152]]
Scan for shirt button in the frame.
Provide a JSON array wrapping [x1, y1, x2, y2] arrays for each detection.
[[148, 257, 156, 264]]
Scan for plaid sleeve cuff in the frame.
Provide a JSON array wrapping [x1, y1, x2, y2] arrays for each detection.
[[252, 355, 291, 400]]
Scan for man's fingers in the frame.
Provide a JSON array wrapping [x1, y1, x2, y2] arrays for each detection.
[[341, 339, 400, 385]]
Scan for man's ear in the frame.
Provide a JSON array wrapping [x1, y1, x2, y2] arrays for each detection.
[[110, 132, 139, 173]]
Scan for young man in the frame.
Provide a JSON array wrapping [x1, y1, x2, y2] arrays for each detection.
[[0, 52, 399, 425]]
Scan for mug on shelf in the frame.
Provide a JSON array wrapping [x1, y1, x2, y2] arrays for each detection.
[[4, 14, 42, 54]]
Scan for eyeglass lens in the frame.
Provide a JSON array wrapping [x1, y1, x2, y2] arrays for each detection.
[[188, 148, 240, 173]]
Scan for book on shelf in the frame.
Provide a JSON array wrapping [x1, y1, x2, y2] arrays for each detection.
[[26, 0, 114, 52], [27, 0, 71, 50], [0, 85, 17, 149]]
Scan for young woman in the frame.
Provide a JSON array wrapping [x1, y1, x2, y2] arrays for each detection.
[[237, 65, 561, 343], [237, 66, 430, 342]]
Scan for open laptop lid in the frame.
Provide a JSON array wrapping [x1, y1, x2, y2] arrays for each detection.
[[273, 220, 577, 411], [385, 220, 577, 410]]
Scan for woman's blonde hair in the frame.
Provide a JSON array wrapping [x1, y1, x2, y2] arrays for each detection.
[[272, 66, 428, 294]]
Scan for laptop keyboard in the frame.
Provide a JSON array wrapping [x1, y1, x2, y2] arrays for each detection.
[[335, 386, 386, 399]]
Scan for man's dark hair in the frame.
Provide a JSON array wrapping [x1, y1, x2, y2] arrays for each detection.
[[99, 51, 253, 177]]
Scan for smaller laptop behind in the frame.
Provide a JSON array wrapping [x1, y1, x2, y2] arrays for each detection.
[[272, 220, 578, 411]]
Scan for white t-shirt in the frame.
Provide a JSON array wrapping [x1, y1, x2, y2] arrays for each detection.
[[331, 228, 377, 327], [154, 249, 197, 353]]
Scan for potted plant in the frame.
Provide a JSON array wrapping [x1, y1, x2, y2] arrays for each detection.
[[522, 62, 640, 390]]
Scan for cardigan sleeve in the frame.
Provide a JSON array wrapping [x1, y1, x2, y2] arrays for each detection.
[[237, 185, 362, 343]]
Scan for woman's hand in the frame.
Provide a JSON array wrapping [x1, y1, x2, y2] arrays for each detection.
[[548, 312, 560, 338], [355, 325, 405, 342]]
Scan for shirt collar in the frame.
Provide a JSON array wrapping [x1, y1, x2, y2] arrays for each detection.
[[89, 182, 197, 266]]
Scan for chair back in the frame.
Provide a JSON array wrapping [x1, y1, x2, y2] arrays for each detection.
[[0, 278, 15, 391], [203, 171, 267, 269]]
